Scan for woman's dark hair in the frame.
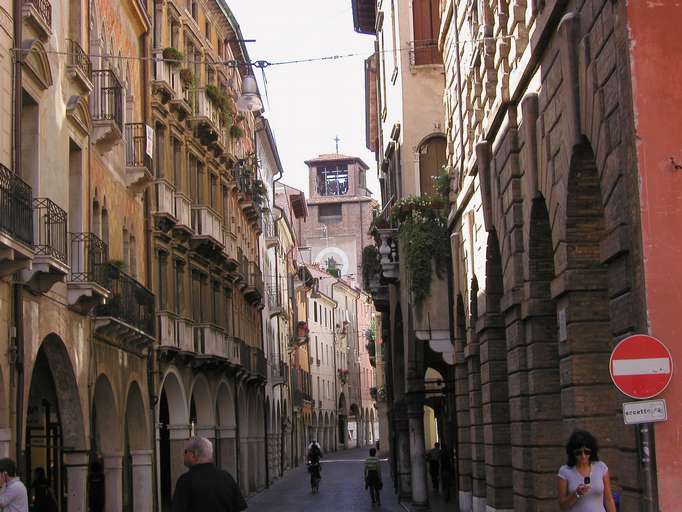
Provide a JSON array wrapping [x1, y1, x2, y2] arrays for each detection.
[[565, 430, 600, 467], [369, 448, 377, 456], [0, 458, 17, 477]]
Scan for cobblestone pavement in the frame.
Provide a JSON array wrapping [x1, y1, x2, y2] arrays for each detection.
[[247, 447, 404, 511]]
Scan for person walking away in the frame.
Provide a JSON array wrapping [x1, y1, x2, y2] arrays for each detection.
[[31, 468, 57, 512], [364, 447, 382, 506], [426, 442, 441, 491], [439, 444, 455, 503], [172, 436, 247, 512], [307, 441, 322, 464], [557, 430, 617, 511], [0, 458, 28, 512], [88, 454, 105, 512]]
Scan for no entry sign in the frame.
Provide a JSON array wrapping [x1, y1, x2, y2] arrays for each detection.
[[610, 335, 673, 400]]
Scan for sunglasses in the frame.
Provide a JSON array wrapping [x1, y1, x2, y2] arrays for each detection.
[[573, 448, 592, 457]]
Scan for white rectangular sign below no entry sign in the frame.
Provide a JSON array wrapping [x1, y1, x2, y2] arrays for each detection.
[[623, 399, 667, 425]]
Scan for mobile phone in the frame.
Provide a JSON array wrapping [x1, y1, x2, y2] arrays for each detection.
[[584, 476, 591, 485]]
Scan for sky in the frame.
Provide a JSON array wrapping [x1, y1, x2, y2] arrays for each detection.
[[227, 0, 380, 198]]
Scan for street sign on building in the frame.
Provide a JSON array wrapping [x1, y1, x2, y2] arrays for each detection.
[[610, 334, 673, 400], [622, 399, 667, 425]]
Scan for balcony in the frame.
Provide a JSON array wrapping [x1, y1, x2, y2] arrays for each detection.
[[152, 179, 177, 231], [244, 261, 264, 304], [190, 206, 223, 256], [125, 123, 153, 192], [0, 165, 34, 277], [158, 313, 194, 355], [94, 264, 155, 348], [226, 335, 241, 366], [23, 0, 52, 41], [151, 50, 179, 104], [235, 249, 247, 285], [266, 283, 282, 317], [21, 198, 68, 293], [67, 233, 110, 313], [173, 193, 192, 238], [91, 70, 123, 151], [263, 213, 278, 249], [378, 228, 400, 282], [186, 88, 221, 140], [66, 39, 92, 93], [192, 324, 229, 367], [270, 360, 288, 386]]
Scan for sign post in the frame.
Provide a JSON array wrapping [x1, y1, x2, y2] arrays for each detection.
[[610, 334, 672, 512]]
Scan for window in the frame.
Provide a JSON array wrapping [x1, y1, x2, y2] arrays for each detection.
[[190, 0, 198, 21], [191, 270, 201, 321], [318, 203, 342, 221], [212, 280, 220, 324], [174, 260, 184, 315], [314, 302, 318, 323], [412, 0, 442, 65], [205, 20, 211, 40], [172, 138, 182, 189], [210, 174, 218, 210], [221, 185, 229, 221], [419, 136, 447, 196], [316, 165, 349, 196], [158, 252, 168, 310], [154, 124, 165, 178]]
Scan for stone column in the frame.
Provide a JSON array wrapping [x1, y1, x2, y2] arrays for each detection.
[[408, 400, 428, 509], [217, 426, 237, 476], [168, 424, 190, 496], [0, 428, 11, 458], [393, 401, 412, 499], [239, 436, 250, 494], [63, 451, 89, 512], [130, 451, 153, 512], [103, 454, 123, 512]]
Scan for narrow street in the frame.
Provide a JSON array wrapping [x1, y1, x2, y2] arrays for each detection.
[[247, 448, 403, 511]]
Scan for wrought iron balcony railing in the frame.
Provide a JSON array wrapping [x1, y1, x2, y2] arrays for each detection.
[[26, 0, 51, 28], [91, 70, 123, 131], [185, 88, 220, 127], [247, 261, 264, 296], [266, 284, 281, 311], [240, 341, 252, 372], [33, 198, 67, 264], [125, 123, 151, 168], [0, 164, 33, 247], [96, 264, 155, 336], [66, 39, 91, 80], [69, 232, 109, 288], [254, 347, 267, 379]]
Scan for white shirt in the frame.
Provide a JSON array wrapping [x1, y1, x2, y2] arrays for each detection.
[[0, 477, 29, 512]]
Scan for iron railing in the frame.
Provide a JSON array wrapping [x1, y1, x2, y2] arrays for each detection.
[[33, 198, 67, 264], [263, 213, 276, 239], [66, 39, 91, 78], [0, 164, 33, 246], [91, 70, 123, 131], [247, 261, 264, 296], [96, 264, 155, 336], [254, 347, 266, 378], [26, 0, 52, 27], [125, 123, 150, 168], [69, 232, 109, 288]]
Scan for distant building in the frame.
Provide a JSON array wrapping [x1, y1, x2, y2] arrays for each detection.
[[300, 154, 377, 286]]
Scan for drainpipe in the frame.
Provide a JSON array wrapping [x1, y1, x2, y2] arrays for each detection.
[[12, 0, 24, 474], [234, 386, 241, 488]]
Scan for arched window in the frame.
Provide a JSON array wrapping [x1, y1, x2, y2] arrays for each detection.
[[418, 135, 446, 196], [92, 198, 101, 237], [101, 203, 109, 247]]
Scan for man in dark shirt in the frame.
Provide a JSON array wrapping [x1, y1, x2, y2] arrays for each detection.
[[172, 436, 247, 512]]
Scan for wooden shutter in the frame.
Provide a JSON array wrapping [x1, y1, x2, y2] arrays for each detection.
[[412, 0, 442, 65]]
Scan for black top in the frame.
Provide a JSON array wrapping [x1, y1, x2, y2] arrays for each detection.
[[172, 463, 247, 512]]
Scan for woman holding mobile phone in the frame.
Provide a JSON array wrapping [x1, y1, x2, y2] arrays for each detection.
[[557, 430, 617, 511]]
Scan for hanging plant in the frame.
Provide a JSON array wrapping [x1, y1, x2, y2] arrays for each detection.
[[368, 215, 390, 245], [179, 68, 195, 87], [361, 245, 381, 289], [391, 195, 450, 306], [230, 124, 244, 139], [162, 47, 184, 67]]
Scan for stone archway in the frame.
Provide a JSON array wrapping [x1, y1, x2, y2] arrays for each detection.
[[189, 375, 215, 440], [158, 370, 188, 511], [26, 333, 87, 511], [123, 381, 150, 512], [215, 381, 236, 476]]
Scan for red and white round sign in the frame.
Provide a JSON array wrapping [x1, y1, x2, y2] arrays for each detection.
[[610, 335, 673, 400]]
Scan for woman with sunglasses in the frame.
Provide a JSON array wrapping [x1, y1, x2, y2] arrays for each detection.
[[557, 430, 617, 511]]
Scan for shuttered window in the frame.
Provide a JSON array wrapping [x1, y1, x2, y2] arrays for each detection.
[[412, 0, 442, 65]]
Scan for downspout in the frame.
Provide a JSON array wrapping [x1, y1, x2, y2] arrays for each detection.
[[12, 0, 24, 474], [234, 386, 241, 488]]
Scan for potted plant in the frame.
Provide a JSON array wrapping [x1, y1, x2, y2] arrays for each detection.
[[162, 47, 184, 67], [230, 124, 244, 139], [179, 68, 195, 87], [362, 245, 381, 289]]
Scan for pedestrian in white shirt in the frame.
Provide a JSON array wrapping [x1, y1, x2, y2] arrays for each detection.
[[0, 458, 28, 512]]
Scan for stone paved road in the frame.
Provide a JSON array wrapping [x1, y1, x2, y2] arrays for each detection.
[[247, 447, 403, 511]]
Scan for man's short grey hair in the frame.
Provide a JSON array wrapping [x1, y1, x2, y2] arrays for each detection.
[[185, 436, 213, 461]]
